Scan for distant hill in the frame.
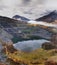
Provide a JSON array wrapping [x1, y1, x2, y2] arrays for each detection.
[[12, 15, 30, 22], [0, 16, 27, 27], [35, 10, 57, 23]]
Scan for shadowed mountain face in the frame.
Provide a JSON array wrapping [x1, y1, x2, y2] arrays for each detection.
[[35, 11, 57, 23], [0, 16, 19, 28], [13, 15, 30, 22], [0, 16, 27, 41], [0, 16, 28, 28]]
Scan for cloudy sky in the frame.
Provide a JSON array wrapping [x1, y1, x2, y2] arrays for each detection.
[[0, 0, 57, 19]]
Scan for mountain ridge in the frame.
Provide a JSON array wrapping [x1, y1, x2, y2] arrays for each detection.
[[12, 15, 30, 22], [35, 10, 57, 23]]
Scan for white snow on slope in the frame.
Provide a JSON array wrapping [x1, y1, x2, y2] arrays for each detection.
[[28, 21, 57, 28]]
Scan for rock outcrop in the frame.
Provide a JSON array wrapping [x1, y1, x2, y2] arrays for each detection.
[[42, 42, 55, 50]]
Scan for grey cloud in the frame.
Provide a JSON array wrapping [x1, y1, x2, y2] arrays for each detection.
[[22, 0, 30, 5], [0, 0, 57, 18], [0, 5, 7, 10], [22, 0, 44, 5]]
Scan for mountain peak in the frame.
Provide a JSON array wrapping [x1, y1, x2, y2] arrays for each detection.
[[35, 10, 57, 23], [12, 15, 30, 22]]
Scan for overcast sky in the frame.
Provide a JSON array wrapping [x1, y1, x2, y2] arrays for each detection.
[[0, 0, 57, 19]]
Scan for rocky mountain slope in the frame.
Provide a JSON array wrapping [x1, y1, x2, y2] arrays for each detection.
[[0, 16, 55, 43], [35, 10, 57, 23]]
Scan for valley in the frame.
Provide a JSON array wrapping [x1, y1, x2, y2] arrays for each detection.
[[0, 11, 57, 65]]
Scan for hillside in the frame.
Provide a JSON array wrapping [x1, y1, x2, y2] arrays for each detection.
[[0, 16, 55, 43]]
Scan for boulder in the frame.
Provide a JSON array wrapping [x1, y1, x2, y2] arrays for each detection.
[[42, 42, 55, 50]]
